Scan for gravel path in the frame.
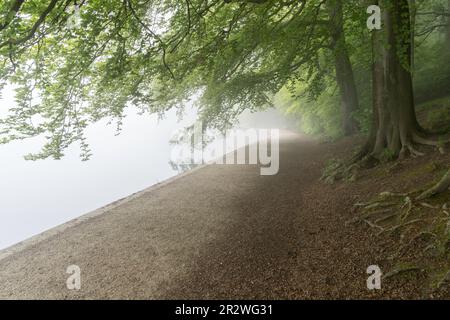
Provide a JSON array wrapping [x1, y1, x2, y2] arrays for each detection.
[[0, 132, 386, 299]]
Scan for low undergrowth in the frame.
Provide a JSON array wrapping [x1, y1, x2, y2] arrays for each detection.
[[322, 99, 450, 297]]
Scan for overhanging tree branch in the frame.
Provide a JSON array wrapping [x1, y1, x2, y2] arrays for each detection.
[[0, 0, 25, 31], [0, 0, 59, 49]]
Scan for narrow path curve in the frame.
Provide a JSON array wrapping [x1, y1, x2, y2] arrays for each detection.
[[0, 132, 381, 299]]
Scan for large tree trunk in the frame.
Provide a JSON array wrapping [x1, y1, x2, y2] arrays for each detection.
[[409, 0, 416, 74], [327, 0, 360, 136], [329, 1, 450, 183], [366, 0, 429, 159], [447, 0, 450, 49]]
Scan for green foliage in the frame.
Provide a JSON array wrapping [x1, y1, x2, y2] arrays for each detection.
[[0, 0, 334, 159], [413, 0, 450, 102], [0, 0, 449, 159], [275, 82, 343, 139], [380, 148, 397, 162]]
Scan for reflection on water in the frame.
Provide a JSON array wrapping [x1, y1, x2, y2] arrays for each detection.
[[168, 161, 200, 174]]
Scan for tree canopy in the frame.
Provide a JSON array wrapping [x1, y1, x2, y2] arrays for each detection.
[[0, 0, 449, 160]]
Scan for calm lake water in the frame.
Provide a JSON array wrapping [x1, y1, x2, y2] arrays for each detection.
[[0, 85, 293, 250]]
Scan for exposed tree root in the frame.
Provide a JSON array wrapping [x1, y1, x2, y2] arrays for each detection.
[[365, 208, 395, 218], [321, 153, 379, 184], [375, 212, 399, 224], [383, 265, 423, 280], [413, 132, 450, 148], [351, 171, 450, 293], [361, 218, 384, 231], [346, 208, 396, 226], [379, 191, 409, 197], [378, 219, 423, 235], [322, 127, 450, 184], [434, 271, 450, 291], [355, 201, 397, 210], [419, 202, 440, 209], [388, 232, 438, 261], [410, 128, 450, 155], [399, 143, 425, 159], [400, 196, 413, 221], [417, 169, 450, 200]]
